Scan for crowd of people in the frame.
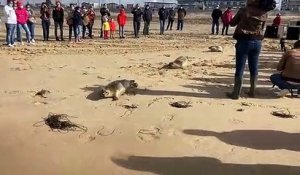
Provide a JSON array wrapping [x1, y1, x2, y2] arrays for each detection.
[[3, 0, 300, 98], [3, 1, 187, 45]]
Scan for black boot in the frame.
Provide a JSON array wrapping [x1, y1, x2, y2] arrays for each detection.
[[247, 76, 257, 98], [226, 77, 242, 100]]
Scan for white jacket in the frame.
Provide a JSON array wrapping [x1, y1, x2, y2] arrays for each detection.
[[4, 5, 17, 24]]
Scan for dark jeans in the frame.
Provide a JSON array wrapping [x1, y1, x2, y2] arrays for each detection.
[[271, 73, 300, 90], [54, 21, 64, 40], [222, 24, 229, 35], [143, 21, 150, 35], [166, 19, 174, 30], [212, 19, 219, 34], [119, 25, 125, 38], [17, 23, 31, 43], [5, 23, 16, 45], [27, 22, 35, 40], [235, 39, 262, 78], [42, 19, 50, 41], [100, 19, 104, 38], [88, 23, 93, 38], [177, 20, 184, 30], [82, 25, 88, 38], [159, 20, 165, 34], [133, 21, 141, 38], [68, 25, 73, 41]]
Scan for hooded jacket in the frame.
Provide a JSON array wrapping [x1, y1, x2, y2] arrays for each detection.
[[117, 9, 127, 26], [4, 5, 17, 24], [131, 7, 143, 22], [143, 7, 152, 22], [15, 5, 28, 25], [231, 6, 267, 40], [221, 9, 233, 25]]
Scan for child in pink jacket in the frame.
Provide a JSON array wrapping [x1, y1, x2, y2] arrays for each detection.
[[15, 1, 33, 44]]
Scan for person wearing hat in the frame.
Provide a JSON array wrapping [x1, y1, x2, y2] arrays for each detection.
[[211, 5, 222, 35], [4, 0, 17, 47], [26, 4, 35, 42], [15, 1, 32, 44], [52, 1, 65, 41]]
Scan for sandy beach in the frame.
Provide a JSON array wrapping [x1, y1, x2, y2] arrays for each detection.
[[0, 12, 299, 175]]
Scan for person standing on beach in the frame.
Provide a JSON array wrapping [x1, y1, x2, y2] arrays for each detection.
[[87, 6, 96, 39], [158, 5, 168, 35], [4, 0, 17, 47], [131, 4, 143, 38], [73, 6, 82, 43], [226, 0, 275, 99], [40, 2, 50, 41], [26, 4, 35, 43], [81, 6, 89, 39], [100, 4, 111, 38], [143, 4, 152, 36], [221, 7, 233, 35], [15, 1, 32, 45], [117, 8, 127, 38], [166, 7, 175, 31], [52, 1, 64, 41], [211, 5, 222, 35], [177, 6, 186, 31], [66, 4, 75, 42]]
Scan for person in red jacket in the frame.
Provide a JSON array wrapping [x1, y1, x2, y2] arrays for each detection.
[[87, 6, 95, 38], [117, 8, 127, 38], [221, 7, 233, 35], [272, 13, 281, 27], [109, 18, 116, 39], [15, 1, 32, 44]]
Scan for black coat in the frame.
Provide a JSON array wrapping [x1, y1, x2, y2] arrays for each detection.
[[131, 8, 143, 22], [73, 10, 82, 26], [211, 9, 222, 21], [168, 9, 176, 20], [158, 8, 168, 21], [143, 8, 152, 22], [52, 7, 64, 22], [100, 7, 110, 17]]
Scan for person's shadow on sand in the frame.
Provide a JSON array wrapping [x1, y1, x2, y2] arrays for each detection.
[[112, 155, 300, 175], [183, 129, 300, 152]]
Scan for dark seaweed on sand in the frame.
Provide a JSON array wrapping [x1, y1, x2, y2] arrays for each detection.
[[34, 113, 88, 135]]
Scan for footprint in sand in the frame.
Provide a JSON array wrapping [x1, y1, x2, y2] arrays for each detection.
[[97, 126, 116, 136], [137, 126, 161, 143], [78, 134, 96, 143], [162, 114, 175, 122]]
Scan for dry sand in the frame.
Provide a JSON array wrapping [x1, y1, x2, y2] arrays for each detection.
[[0, 14, 299, 175]]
